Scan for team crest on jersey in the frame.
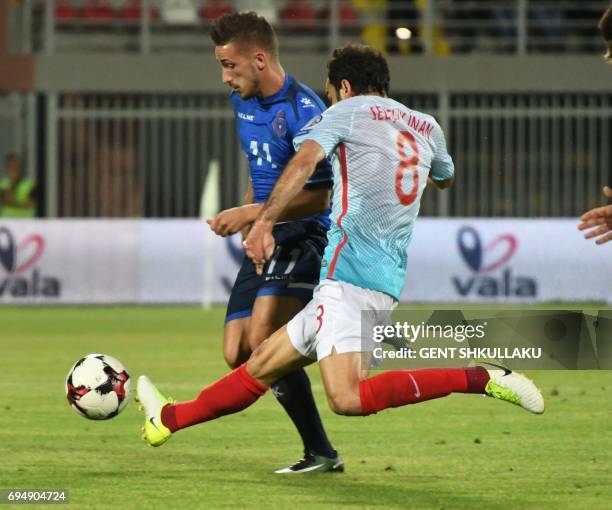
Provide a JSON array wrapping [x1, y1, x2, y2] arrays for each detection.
[[272, 110, 287, 138]]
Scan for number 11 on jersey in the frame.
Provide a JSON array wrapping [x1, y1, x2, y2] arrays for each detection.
[[250, 140, 272, 166]]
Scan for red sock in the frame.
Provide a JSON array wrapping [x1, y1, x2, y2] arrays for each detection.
[[359, 367, 489, 416], [161, 364, 268, 432]]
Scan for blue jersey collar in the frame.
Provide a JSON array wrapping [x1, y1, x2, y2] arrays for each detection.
[[258, 74, 292, 106]]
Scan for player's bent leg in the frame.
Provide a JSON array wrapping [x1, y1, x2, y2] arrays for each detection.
[[137, 326, 311, 447], [249, 294, 341, 469], [223, 253, 260, 367], [318, 350, 544, 416], [319, 350, 364, 416], [223, 317, 251, 369], [357, 366, 490, 416], [247, 295, 305, 351], [246, 326, 314, 386]]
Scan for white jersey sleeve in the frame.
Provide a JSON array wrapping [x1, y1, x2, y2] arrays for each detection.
[[430, 123, 454, 181], [292, 102, 354, 156]]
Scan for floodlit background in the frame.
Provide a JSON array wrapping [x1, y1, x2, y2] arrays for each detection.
[[1, 1, 610, 306], [1, 3, 611, 510]]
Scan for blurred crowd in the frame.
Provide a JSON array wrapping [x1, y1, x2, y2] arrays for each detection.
[[48, 0, 608, 54]]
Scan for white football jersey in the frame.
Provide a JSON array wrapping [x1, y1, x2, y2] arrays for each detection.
[[293, 95, 454, 300]]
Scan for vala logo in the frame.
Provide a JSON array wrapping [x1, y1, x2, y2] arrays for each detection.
[[0, 227, 61, 298], [452, 226, 537, 298], [300, 97, 315, 108]]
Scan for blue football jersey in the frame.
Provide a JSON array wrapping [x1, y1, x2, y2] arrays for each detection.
[[231, 74, 332, 229]]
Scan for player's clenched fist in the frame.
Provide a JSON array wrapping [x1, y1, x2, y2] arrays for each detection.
[[243, 219, 276, 274], [578, 186, 612, 245]]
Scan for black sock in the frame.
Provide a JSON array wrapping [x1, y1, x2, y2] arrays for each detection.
[[271, 368, 336, 458]]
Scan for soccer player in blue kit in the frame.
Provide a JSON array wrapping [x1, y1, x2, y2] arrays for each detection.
[[204, 12, 343, 473]]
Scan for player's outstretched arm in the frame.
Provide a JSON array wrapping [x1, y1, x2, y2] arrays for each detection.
[[207, 181, 255, 237], [244, 140, 325, 271], [207, 205, 258, 237], [256, 140, 326, 225], [578, 186, 612, 245], [208, 177, 329, 237]]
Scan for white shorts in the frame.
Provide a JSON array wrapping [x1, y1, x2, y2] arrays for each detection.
[[286, 279, 397, 361]]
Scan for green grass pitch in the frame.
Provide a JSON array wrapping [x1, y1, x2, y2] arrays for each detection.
[[1, 307, 611, 510]]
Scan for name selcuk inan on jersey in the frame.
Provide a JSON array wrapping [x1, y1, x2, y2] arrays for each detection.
[[369, 105, 434, 139]]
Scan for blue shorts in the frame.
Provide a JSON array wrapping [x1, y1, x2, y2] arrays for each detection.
[[225, 221, 327, 324]]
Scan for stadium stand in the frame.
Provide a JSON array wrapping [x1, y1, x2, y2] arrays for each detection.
[[40, 1, 608, 55]]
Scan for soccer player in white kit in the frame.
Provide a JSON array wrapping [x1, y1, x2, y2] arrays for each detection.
[[138, 45, 544, 451]]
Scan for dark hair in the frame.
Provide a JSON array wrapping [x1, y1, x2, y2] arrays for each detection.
[[210, 12, 278, 59], [327, 44, 390, 96], [5, 153, 19, 164], [600, 6, 612, 62]]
